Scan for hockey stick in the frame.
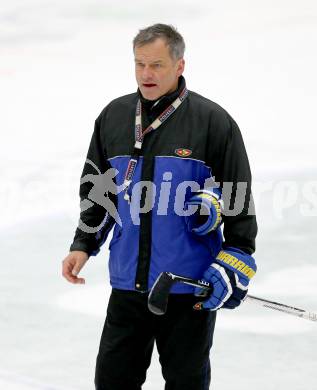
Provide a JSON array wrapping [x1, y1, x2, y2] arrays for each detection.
[[148, 271, 317, 322]]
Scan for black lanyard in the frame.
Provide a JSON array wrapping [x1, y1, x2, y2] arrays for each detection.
[[123, 86, 189, 202]]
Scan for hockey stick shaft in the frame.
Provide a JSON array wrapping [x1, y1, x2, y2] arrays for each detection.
[[246, 294, 317, 322], [179, 274, 317, 321]]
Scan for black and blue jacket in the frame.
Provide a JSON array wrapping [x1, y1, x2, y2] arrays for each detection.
[[70, 76, 257, 293]]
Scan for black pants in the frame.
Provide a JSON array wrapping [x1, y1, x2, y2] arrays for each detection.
[[95, 288, 217, 390]]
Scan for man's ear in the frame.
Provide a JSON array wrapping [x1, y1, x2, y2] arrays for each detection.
[[176, 58, 185, 77]]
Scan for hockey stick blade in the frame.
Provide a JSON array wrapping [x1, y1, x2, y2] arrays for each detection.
[[148, 272, 212, 315], [148, 272, 317, 322], [148, 272, 177, 315]]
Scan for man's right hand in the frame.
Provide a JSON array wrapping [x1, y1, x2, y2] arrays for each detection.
[[62, 251, 89, 284]]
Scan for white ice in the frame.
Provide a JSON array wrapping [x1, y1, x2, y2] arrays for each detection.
[[1, 1, 317, 389]]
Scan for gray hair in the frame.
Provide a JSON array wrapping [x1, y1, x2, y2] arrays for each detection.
[[133, 23, 185, 61]]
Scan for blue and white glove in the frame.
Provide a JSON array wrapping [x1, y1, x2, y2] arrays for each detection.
[[193, 247, 257, 311], [184, 187, 223, 235]]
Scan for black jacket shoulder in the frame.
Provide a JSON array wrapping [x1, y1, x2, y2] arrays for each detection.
[[97, 92, 138, 123], [189, 90, 235, 131]]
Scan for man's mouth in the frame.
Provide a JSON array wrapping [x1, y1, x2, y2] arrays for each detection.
[[143, 83, 157, 88]]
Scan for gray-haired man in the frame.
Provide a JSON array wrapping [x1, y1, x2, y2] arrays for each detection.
[[62, 23, 257, 389]]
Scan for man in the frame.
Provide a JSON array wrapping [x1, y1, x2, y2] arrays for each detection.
[[62, 24, 257, 390]]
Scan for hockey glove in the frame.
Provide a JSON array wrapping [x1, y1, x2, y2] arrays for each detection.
[[193, 247, 256, 311], [184, 188, 223, 235]]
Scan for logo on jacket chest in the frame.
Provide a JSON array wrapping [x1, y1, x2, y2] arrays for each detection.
[[174, 148, 192, 157]]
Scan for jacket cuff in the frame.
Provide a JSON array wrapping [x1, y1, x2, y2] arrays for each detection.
[[69, 241, 97, 257]]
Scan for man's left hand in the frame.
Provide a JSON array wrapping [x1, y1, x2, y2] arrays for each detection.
[[193, 247, 257, 311]]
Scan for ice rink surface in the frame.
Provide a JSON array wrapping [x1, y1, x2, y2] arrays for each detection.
[[1, 1, 317, 388]]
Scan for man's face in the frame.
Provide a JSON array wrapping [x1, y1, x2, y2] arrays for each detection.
[[134, 38, 185, 101]]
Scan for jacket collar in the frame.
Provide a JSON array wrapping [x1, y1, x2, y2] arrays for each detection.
[[137, 76, 186, 115]]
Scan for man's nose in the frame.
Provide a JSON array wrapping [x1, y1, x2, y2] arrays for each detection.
[[142, 65, 153, 80]]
